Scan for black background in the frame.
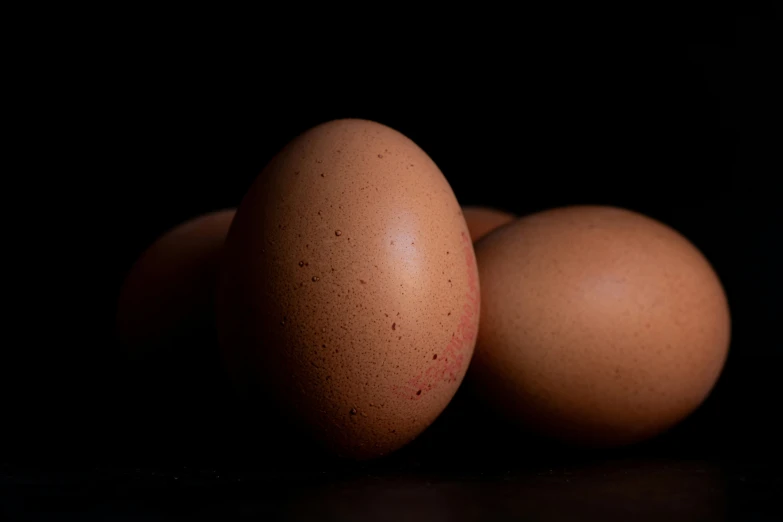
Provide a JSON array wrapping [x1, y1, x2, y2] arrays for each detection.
[[4, 6, 781, 520]]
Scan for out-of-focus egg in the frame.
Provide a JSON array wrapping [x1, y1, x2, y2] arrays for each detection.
[[462, 206, 515, 242], [470, 205, 730, 447], [216, 119, 480, 460], [116, 209, 235, 355]]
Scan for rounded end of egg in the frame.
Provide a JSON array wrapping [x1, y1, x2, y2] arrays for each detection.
[[462, 206, 516, 243]]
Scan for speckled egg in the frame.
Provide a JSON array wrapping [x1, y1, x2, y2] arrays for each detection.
[[116, 209, 235, 355], [216, 119, 480, 459], [462, 206, 515, 242], [470, 205, 730, 447]]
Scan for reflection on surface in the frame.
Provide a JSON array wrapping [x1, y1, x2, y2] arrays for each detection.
[[281, 459, 726, 522], [8, 458, 783, 521]]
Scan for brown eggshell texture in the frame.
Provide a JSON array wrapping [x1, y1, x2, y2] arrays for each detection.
[[216, 119, 480, 459], [470, 205, 730, 447], [462, 206, 515, 242], [116, 209, 235, 354]]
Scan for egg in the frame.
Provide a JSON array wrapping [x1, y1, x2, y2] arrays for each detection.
[[462, 206, 515, 242], [216, 119, 480, 459], [470, 205, 730, 447], [116, 209, 235, 355]]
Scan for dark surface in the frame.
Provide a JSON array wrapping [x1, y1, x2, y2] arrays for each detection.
[[4, 376, 782, 520], [2, 458, 781, 521], [6, 6, 781, 521]]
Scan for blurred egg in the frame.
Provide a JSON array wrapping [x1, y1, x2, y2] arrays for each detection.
[[469, 205, 730, 447], [462, 206, 515, 242], [116, 209, 235, 355], [216, 119, 480, 459]]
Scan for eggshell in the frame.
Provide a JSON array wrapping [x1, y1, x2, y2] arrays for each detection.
[[462, 206, 515, 242], [116, 209, 235, 354], [470, 205, 730, 447], [216, 119, 480, 459]]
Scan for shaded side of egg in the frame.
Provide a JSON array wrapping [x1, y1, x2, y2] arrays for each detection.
[[116, 209, 236, 355], [462, 206, 515, 242]]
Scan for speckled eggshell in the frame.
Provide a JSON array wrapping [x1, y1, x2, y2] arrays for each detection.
[[470, 205, 730, 447], [116, 209, 235, 354], [216, 119, 480, 460], [462, 206, 515, 242]]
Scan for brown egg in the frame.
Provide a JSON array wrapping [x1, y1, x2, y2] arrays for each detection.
[[462, 206, 515, 242], [216, 119, 480, 460], [116, 209, 235, 355], [470, 205, 730, 447]]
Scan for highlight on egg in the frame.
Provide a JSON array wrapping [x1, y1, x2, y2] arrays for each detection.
[[216, 118, 480, 459], [469, 205, 730, 447]]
